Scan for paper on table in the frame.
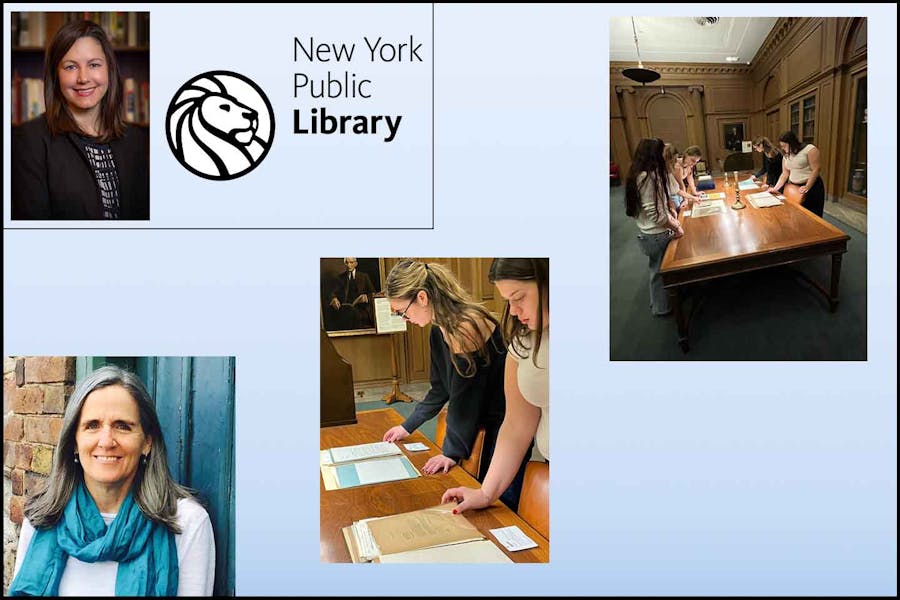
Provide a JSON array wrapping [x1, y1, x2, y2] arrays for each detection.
[[403, 442, 429, 452], [746, 191, 783, 208], [738, 179, 758, 190], [355, 457, 414, 485], [366, 502, 484, 556], [490, 525, 539, 552], [702, 192, 726, 200], [326, 441, 401, 464], [692, 200, 726, 218], [377, 539, 513, 563]]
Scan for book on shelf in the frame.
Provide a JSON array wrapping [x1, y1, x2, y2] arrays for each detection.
[[342, 503, 512, 563], [124, 78, 137, 122]]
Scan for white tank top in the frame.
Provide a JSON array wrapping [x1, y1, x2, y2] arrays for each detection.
[[785, 144, 815, 183]]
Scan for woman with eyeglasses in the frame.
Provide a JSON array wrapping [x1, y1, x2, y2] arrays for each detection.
[[382, 259, 531, 512]]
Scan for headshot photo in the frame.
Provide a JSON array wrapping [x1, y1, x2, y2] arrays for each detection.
[[320, 258, 549, 563], [10, 12, 150, 220], [609, 16, 867, 360], [3, 356, 235, 596]]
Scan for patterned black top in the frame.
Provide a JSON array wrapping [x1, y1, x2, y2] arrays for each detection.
[[74, 135, 121, 219]]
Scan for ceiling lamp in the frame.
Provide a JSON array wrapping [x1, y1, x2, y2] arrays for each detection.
[[622, 17, 661, 85]]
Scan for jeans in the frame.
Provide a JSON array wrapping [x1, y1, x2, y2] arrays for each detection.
[[636, 230, 674, 315]]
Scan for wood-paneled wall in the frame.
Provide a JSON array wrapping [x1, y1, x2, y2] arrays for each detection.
[[611, 17, 867, 206], [330, 258, 504, 388]]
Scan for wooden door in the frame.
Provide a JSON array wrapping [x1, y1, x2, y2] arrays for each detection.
[[647, 95, 688, 153], [76, 356, 236, 596], [767, 109, 780, 142]]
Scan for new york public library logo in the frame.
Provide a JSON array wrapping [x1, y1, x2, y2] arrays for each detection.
[[166, 71, 275, 181]]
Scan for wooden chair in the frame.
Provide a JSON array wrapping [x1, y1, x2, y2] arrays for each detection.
[[434, 406, 486, 479], [517, 461, 549, 540], [722, 151, 754, 173], [782, 182, 805, 206]]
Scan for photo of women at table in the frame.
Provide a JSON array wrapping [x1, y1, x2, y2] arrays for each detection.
[[4, 357, 236, 595], [319, 258, 549, 563], [11, 15, 150, 220], [609, 16, 866, 360]]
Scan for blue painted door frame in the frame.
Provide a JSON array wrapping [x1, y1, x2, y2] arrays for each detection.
[[76, 356, 236, 596]]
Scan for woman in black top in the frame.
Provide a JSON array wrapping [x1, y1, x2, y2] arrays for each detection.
[[12, 20, 148, 220], [751, 136, 783, 189], [383, 259, 531, 511]]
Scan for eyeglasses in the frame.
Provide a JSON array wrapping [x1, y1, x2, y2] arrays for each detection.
[[393, 297, 416, 320]]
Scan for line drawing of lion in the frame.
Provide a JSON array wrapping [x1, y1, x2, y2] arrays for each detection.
[[168, 75, 268, 178]]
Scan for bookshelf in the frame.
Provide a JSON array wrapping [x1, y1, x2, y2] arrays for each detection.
[[11, 11, 150, 127]]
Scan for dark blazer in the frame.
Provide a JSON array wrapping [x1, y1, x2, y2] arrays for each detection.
[[11, 115, 149, 220]]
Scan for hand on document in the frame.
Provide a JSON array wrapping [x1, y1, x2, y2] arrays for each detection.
[[423, 454, 456, 475], [383, 425, 411, 442], [441, 485, 491, 514]]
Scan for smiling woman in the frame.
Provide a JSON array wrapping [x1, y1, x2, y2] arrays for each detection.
[[8, 366, 214, 597], [11, 20, 149, 220]]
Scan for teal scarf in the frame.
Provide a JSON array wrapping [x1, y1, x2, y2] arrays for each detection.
[[9, 483, 178, 596]]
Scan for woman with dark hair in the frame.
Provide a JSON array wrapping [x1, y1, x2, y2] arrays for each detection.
[[751, 136, 783, 188], [11, 20, 149, 220], [9, 366, 214, 596], [382, 259, 531, 511], [769, 130, 825, 217], [624, 138, 683, 316], [442, 258, 549, 515], [674, 145, 704, 203]]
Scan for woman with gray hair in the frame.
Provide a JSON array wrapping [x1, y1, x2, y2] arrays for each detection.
[[9, 366, 214, 596]]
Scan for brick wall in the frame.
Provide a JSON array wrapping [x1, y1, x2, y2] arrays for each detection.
[[3, 356, 75, 594]]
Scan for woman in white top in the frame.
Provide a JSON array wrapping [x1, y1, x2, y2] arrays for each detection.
[[9, 366, 215, 596], [673, 145, 704, 206], [625, 138, 683, 316], [442, 258, 549, 514], [770, 129, 825, 217]]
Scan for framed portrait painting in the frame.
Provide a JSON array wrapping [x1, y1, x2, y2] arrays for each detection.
[[320, 258, 384, 336]]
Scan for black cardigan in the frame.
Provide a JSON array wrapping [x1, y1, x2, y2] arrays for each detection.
[[401, 326, 506, 463], [753, 152, 783, 186], [11, 115, 149, 220]]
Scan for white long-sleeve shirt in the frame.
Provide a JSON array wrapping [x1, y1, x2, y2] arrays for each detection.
[[13, 497, 215, 596]]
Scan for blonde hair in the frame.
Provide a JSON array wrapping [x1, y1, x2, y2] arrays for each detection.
[[385, 259, 499, 377], [663, 143, 679, 171]]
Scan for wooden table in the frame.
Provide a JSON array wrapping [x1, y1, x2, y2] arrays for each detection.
[[660, 173, 850, 352], [320, 408, 550, 562]]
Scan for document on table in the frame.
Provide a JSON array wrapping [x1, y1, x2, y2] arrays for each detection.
[[323, 441, 402, 465], [490, 525, 539, 552], [321, 454, 420, 490], [701, 192, 726, 201], [691, 199, 726, 217], [354, 457, 414, 485], [738, 179, 758, 190], [377, 539, 513, 563], [403, 442, 429, 452], [746, 191, 783, 208]]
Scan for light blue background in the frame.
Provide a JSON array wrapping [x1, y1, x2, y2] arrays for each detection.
[[3, 3, 897, 596]]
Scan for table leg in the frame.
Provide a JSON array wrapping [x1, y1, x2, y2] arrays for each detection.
[[829, 252, 843, 312], [669, 286, 689, 353]]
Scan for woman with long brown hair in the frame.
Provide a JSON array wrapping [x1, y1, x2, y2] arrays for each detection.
[[769, 130, 825, 217], [624, 138, 683, 316], [12, 20, 149, 220], [751, 136, 783, 189], [442, 258, 549, 514]]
